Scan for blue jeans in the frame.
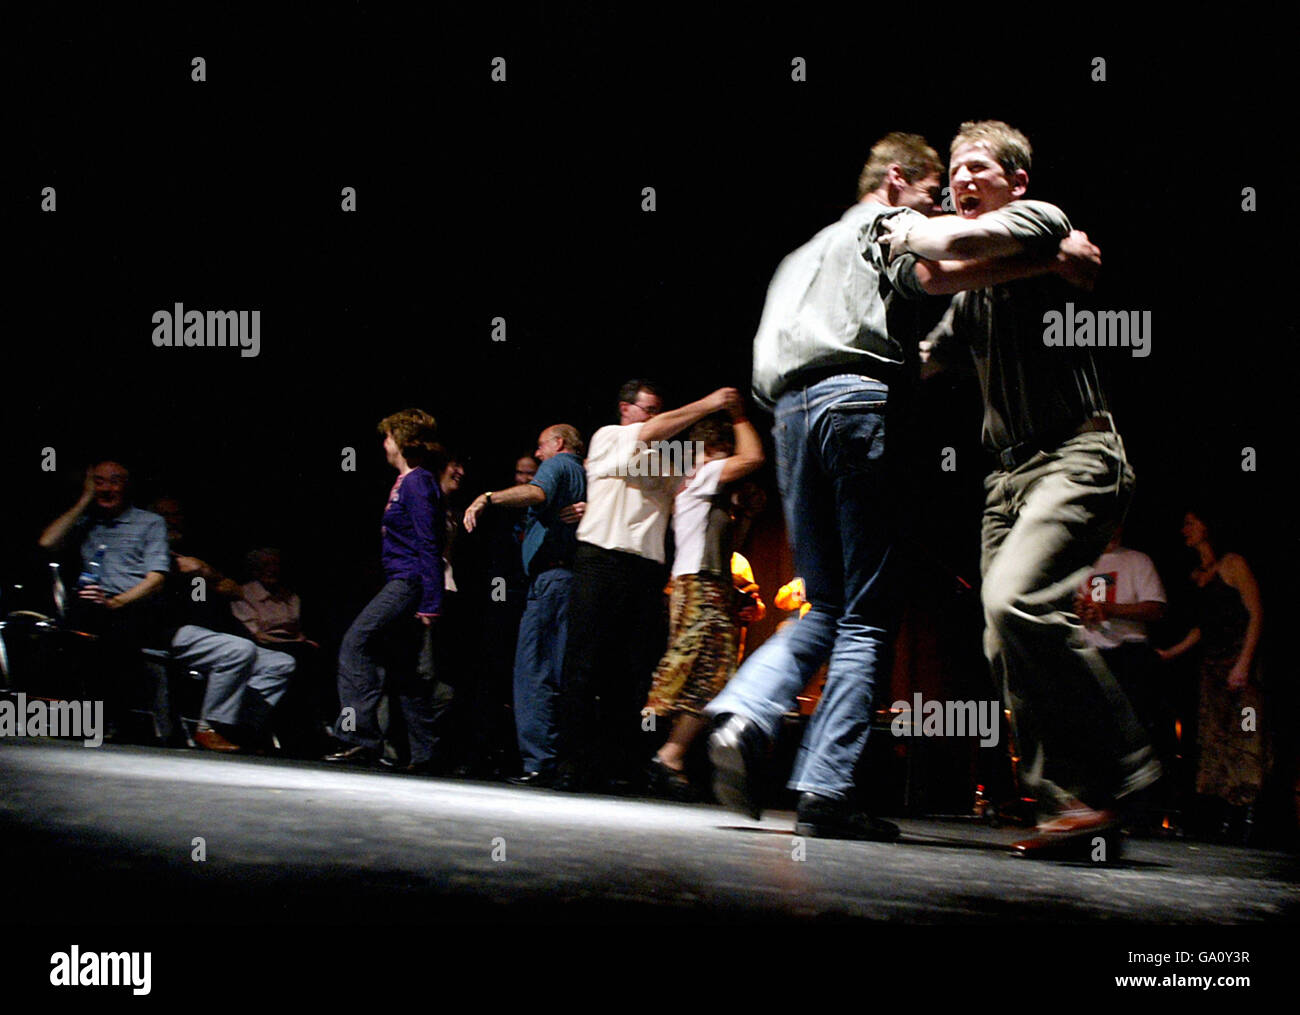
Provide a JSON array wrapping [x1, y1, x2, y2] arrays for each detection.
[[336, 578, 449, 764], [706, 375, 898, 799], [513, 567, 573, 772]]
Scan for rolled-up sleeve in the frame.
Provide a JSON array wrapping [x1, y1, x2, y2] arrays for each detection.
[[866, 207, 929, 300], [981, 200, 1072, 257]]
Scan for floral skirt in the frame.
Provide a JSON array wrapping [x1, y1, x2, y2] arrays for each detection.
[[645, 572, 738, 717], [1196, 654, 1269, 806]]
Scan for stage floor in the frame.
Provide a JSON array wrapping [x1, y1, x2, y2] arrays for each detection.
[[2, 738, 1297, 927]]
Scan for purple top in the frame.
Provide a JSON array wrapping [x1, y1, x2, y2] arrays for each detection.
[[380, 467, 444, 616]]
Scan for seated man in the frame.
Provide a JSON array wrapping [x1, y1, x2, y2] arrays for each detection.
[[232, 547, 327, 755], [152, 497, 295, 752], [39, 460, 171, 729], [231, 548, 315, 647]]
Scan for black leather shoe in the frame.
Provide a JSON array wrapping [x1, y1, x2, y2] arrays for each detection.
[[324, 744, 379, 765], [550, 760, 594, 793], [391, 758, 445, 776], [509, 769, 556, 787], [794, 792, 900, 842], [645, 756, 696, 802], [708, 714, 768, 820], [379, 755, 441, 774]]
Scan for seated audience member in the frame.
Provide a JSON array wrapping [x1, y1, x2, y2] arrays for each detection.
[[232, 548, 315, 646], [38, 460, 170, 731], [151, 496, 295, 752], [40, 460, 169, 640], [232, 547, 328, 755]]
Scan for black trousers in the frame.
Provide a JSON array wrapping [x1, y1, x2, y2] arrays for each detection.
[[555, 542, 667, 779]]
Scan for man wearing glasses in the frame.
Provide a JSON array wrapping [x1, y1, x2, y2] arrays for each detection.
[[551, 379, 740, 791]]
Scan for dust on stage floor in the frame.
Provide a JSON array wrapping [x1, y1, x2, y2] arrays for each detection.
[[1, 739, 1297, 926]]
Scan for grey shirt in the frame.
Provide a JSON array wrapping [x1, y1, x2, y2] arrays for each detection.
[[751, 201, 927, 409], [924, 199, 1109, 454]]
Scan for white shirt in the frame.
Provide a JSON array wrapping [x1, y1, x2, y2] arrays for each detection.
[[1081, 547, 1167, 649], [576, 422, 678, 564], [670, 458, 727, 577]]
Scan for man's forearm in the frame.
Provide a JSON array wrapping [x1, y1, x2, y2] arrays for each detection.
[[897, 215, 1023, 261], [111, 571, 166, 608], [1105, 601, 1166, 624], [39, 499, 90, 551], [484, 484, 546, 509], [916, 253, 1056, 295], [639, 395, 719, 444]]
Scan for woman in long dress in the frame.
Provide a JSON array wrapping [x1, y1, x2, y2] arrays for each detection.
[[1157, 510, 1266, 839]]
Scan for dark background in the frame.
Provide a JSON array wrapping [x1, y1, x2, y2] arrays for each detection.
[[2, 10, 1292, 777]]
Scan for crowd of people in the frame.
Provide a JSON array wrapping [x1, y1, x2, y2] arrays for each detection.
[[14, 121, 1281, 854]]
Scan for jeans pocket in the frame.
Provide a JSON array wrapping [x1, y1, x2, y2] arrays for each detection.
[[823, 401, 887, 475]]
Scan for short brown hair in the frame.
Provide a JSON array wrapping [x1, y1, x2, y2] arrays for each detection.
[[857, 133, 943, 199], [618, 378, 662, 409], [950, 120, 1033, 177], [377, 408, 439, 468]]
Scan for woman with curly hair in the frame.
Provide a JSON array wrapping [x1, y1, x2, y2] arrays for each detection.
[[325, 409, 448, 773]]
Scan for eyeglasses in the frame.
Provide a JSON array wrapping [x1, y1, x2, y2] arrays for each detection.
[[633, 402, 661, 416]]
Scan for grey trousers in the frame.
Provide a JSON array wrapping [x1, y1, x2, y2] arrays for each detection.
[[980, 430, 1157, 813], [171, 625, 295, 730]]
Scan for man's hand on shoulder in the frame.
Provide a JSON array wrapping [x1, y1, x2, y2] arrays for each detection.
[[1052, 230, 1101, 292], [876, 214, 917, 264]]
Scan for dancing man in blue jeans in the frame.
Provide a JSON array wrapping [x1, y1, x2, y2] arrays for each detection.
[[706, 131, 1105, 840]]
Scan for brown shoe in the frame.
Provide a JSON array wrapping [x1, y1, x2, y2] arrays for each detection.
[[194, 727, 242, 753], [1012, 807, 1120, 861]]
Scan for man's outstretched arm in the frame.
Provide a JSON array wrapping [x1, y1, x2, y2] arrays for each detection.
[[915, 230, 1101, 295], [638, 387, 739, 444], [880, 200, 1073, 266]]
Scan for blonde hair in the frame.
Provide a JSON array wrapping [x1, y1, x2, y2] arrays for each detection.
[[951, 120, 1032, 176]]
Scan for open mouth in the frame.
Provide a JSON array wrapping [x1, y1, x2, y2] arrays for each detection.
[[959, 194, 982, 214]]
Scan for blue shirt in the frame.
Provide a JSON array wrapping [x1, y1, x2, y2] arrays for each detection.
[[522, 452, 586, 576], [75, 506, 171, 595], [379, 467, 444, 616]]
